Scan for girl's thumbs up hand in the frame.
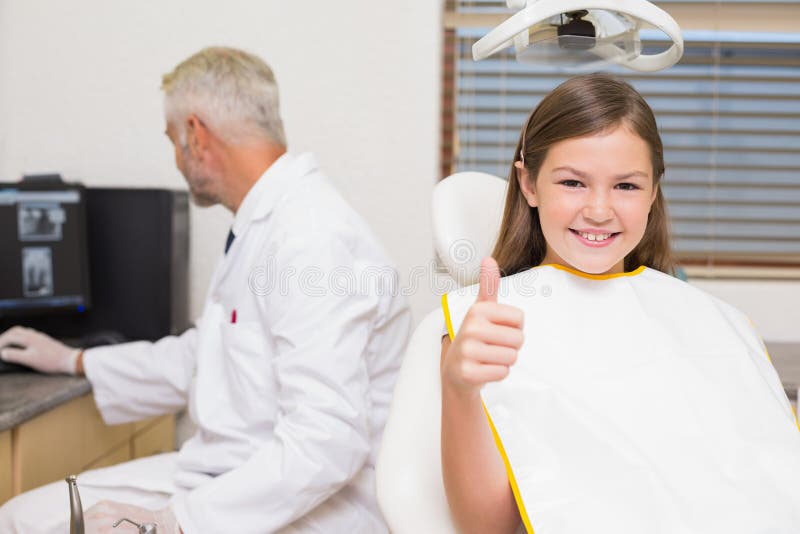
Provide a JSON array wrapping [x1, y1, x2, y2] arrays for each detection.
[[477, 254, 501, 303], [442, 257, 525, 396]]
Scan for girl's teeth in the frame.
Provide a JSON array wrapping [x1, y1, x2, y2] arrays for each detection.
[[579, 232, 611, 241]]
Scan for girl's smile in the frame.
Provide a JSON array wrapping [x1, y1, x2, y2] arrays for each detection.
[[570, 228, 620, 246]]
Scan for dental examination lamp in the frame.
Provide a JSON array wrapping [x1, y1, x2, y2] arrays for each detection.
[[473, 0, 684, 72]]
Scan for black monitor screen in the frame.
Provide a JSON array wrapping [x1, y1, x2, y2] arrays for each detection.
[[0, 184, 91, 317]]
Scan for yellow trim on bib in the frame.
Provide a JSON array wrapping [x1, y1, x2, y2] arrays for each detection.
[[483, 402, 535, 534], [543, 263, 646, 280], [761, 348, 799, 431], [441, 293, 455, 341], [748, 317, 774, 364]]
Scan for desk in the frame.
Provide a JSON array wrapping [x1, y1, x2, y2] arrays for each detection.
[[0, 373, 174, 505], [767, 342, 800, 403], [0, 344, 797, 507]]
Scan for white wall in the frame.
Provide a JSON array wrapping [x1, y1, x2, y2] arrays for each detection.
[[0, 0, 443, 323], [1, 1, 797, 343], [689, 279, 800, 343]]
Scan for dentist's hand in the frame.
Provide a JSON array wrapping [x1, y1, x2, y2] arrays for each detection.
[[441, 257, 524, 396], [0, 326, 81, 374], [84, 501, 181, 534]]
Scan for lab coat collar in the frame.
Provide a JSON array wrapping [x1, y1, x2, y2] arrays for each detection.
[[212, 153, 318, 291], [231, 152, 318, 238]]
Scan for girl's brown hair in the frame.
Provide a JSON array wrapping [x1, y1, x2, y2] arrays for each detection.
[[492, 73, 674, 276]]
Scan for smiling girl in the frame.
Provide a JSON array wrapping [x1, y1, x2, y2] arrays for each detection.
[[440, 74, 800, 534]]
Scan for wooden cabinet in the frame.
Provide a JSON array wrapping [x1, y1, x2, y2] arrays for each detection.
[[132, 415, 175, 459], [84, 441, 132, 471], [2, 394, 174, 502], [0, 430, 11, 504]]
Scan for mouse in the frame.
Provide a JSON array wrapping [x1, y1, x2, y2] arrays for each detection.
[[0, 343, 33, 373]]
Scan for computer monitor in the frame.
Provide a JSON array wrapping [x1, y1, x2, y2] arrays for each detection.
[[0, 182, 91, 318]]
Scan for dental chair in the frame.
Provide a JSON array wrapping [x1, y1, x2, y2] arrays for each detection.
[[376, 172, 508, 533]]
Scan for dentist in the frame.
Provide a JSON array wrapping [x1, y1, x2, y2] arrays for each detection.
[[0, 46, 412, 533]]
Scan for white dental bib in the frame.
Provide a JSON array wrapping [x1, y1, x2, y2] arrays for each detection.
[[443, 265, 800, 534]]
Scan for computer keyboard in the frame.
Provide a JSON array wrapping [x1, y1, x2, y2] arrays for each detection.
[[0, 330, 127, 374], [0, 359, 33, 373], [79, 330, 127, 348]]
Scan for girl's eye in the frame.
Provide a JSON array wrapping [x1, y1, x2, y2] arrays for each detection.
[[559, 179, 583, 188], [616, 183, 640, 191]]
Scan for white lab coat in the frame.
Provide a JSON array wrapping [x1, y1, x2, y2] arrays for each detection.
[[82, 153, 413, 533]]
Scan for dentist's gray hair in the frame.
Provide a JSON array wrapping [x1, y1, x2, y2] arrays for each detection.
[[162, 46, 286, 147]]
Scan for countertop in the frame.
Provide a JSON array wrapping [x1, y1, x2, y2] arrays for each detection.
[[769, 342, 799, 401], [0, 343, 798, 433], [0, 374, 90, 432]]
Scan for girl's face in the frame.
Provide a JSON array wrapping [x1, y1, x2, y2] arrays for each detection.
[[517, 124, 658, 275]]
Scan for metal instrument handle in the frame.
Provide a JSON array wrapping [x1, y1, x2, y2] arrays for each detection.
[[66, 475, 85, 534]]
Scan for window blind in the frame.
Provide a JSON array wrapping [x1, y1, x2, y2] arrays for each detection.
[[447, 19, 800, 264]]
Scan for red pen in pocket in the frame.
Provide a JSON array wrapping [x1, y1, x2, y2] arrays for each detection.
[[231, 309, 237, 324]]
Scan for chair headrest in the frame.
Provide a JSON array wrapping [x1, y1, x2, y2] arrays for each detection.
[[432, 172, 508, 287]]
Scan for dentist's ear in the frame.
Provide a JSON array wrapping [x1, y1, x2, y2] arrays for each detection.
[[185, 114, 211, 158], [515, 161, 537, 208]]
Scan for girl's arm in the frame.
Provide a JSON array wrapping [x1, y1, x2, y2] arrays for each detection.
[[441, 336, 521, 534], [440, 257, 524, 534]]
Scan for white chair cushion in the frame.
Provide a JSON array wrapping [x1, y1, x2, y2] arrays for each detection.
[[376, 309, 458, 533], [432, 172, 507, 287]]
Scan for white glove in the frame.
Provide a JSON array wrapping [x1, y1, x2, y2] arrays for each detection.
[[84, 500, 181, 534], [0, 326, 80, 374]]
